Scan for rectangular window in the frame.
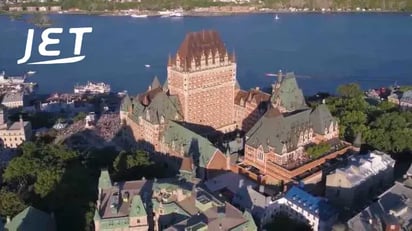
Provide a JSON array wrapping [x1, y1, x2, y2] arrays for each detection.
[[257, 150, 264, 161]]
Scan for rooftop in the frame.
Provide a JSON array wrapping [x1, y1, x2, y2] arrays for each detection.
[[4, 206, 55, 231], [335, 151, 395, 187], [285, 186, 337, 221], [347, 181, 412, 231]]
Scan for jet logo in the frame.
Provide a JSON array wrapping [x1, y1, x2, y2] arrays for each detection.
[[18, 27, 93, 65]]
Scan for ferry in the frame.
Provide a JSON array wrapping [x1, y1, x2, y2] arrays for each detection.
[[145, 64, 151, 68], [131, 14, 148, 18], [158, 10, 172, 15], [0, 71, 26, 84], [27, 70, 36, 75], [74, 81, 111, 94]]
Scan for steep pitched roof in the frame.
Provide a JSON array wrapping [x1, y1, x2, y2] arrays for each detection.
[[246, 108, 312, 153], [310, 103, 336, 135], [150, 76, 161, 89], [272, 73, 308, 111], [170, 30, 234, 71], [98, 169, 112, 189], [5, 206, 55, 231], [124, 88, 183, 125], [163, 121, 219, 168]]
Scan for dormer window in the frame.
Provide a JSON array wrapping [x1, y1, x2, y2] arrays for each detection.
[[146, 109, 150, 121], [257, 149, 264, 161], [160, 115, 165, 124]]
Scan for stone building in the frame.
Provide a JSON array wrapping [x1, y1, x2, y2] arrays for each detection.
[[242, 73, 346, 183], [325, 151, 395, 210], [1, 91, 24, 108], [0, 107, 32, 149], [167, 30, 237, 132], [263, 186, 338, 231], [400, 90, 412, 110], [94, 170, 257, 231]]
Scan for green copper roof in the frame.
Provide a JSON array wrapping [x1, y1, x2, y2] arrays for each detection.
[[163, 121, 219, 168], [98, 217, 129, 229], [4, 206, 55, 231], [229, 210, 257, 231], [272, 73, 308, 111], [129, 195, 147, 217], [98, 169, 112, 189]]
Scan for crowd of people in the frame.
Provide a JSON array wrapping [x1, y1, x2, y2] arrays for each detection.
[[93, 112, 122, 142]]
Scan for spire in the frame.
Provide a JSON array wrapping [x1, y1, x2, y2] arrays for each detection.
[[277, 69, 283, 84], [231, 49, 236, 63], [19, 114, 24, 130], [168, 53, 173, 66], [151, 76, 161, 89]]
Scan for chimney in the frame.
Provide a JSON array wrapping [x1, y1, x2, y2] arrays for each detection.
[[255, 87, 260, 91], [322, 99, 326, 104], [6, 216, 11, 223], [259, 184, 265, 193], [148, 85, 152, 91], [277, 70, 283, 83]]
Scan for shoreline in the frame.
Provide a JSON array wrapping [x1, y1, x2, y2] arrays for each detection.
[[1, 8, 411, 17]]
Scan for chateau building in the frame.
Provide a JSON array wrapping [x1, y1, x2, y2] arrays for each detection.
[[167, 30, 237, 132], [120, 29, 353, 185]]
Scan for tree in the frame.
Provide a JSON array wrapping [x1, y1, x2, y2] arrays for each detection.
[[113, 150, 152, 173], [337, 83, 363, 98], [0, 189, 26, 217], [73, 112, 87, 122]]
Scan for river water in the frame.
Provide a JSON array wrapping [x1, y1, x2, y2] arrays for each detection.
[[1, 13, 412, 95]]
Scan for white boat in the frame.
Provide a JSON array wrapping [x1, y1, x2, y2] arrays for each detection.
[[159, 10, 172, 15], [74, 81, 111, 94], [170, 12, 184, 17], [27, 71, 36, 75], [274, 14, 279, 20], [145, 64, 151, 68], [131, 14, 148, 18]]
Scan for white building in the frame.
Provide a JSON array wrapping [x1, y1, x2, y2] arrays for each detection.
[[325, 151, 395, 209], [85, 112, 96, 128], [262, 186, 338, 231], [1, 91, 24, 108]]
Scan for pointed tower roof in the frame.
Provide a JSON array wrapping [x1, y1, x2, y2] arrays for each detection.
[[235, 79, 240, 89], [151, 76, 161, 89], [98, 169, 112, 189]]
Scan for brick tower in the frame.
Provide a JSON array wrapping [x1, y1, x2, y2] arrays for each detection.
[[167, 30, 237, 132]]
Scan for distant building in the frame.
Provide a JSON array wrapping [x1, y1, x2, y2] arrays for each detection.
[[347, 180, 412, 231], [263, 186, 338, 231], [38, 6, 47, 11], [325, 151, 395, 210], [400, 90, 412, 110], [94, 170, 257, 231], [0, 108, 32, 149], [4, 206, 55, 231], [387, 93, 400, 105], [8, 6, 23, 12], [49, 6, 62, 11], [26, 6, 37, 12], [2, 91, 24, 108]]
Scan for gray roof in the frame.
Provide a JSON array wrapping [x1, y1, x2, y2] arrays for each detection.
[[347, 181, 412, 231], [401, 90, 412, 100], [122, 88, 183, 125], [246, 103, 337, 154], [310, 103, 337, 135], [204, 172, 257, 194], [4, 206, 55, 231], [163, 121, 219, 168], [246, 107, 312, 153], [150, 76, 161, 89], [271, 73, 308, 111]]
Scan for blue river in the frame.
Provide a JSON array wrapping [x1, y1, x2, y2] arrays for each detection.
[[1, 13, 412, 95]]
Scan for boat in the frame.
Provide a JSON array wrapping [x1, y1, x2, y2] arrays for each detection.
[[158, 10, 172, 15], [27, 71, 36, 75], [145, 64, 151, 68], [169, 9, 184, 17], [74, 81, 111, 94], [131, 14, 148, 18], [274, 14, 279, 20], [0, 71, 26, 84]]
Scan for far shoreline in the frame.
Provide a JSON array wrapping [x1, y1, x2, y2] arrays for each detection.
[[1, 8, 411, 18]]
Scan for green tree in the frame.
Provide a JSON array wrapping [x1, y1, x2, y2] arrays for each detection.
[[73, 112, 87, 122], [0, 189, 26, 217], [34, 168, 64, 198], [337, 82, 363, 98], [113, 150, 152, 172]]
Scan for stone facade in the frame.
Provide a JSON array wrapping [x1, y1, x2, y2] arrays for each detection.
[[0, 108, 32, 149]]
